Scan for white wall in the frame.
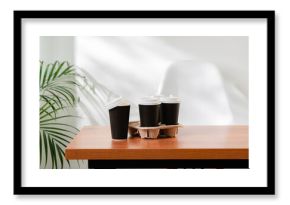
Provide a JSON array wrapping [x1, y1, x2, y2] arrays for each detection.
[[74, 36, 248, 126], [160, 36, 249, 95], [40, 36, 75, 63]]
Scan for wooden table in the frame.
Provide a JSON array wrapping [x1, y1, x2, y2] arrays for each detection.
[[65, 125, 248, 169]]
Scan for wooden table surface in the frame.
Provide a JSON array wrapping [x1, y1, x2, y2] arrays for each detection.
[[65, 125, 248, 160]]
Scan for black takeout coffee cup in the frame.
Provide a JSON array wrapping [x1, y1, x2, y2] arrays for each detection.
[[160, 95, 180, 125], [152, 95, 165, 123], [107, 97, 130, 140], [138, 97, 160, 127]]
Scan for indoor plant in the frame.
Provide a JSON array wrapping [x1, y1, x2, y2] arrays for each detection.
[[39, 60, 81, 168]]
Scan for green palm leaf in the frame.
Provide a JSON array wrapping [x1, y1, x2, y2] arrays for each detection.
[[40, 115, 79, 124], [40, 131, 42, 165], [50, 86, 75, 106], [46, 61, 58, 85], [40, 123, 79, 131], [51, 136, 70, 148], [40, 63, 51, 88], [42, 130, 49, 166], [40, 105, 67, 119], [55, 143, 64, 168], [48, 137, 57, 169], [40, 61, 83, 169]]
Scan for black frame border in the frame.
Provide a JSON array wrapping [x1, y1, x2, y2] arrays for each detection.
[[14, 10, 275, 195]]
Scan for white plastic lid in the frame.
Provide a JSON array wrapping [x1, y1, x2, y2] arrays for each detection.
[[138, 96, 161, 105], [106, 97, 129, 110], [160, 95, 180, 103]]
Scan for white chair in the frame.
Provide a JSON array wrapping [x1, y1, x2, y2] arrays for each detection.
[[158, 60, 233, 125]]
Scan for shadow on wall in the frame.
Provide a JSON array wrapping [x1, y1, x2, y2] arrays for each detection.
[[75, 37, 193, 100], [74, 37, 248, 126], [76, 68, 118, 125], [40, 36, 248, 127], [76, 67, 141, 126], [74, 36, 193, 127], [76, 59, 248, 126]]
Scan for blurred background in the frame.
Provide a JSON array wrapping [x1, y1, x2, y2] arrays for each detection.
[[40, 36, 248, 168]]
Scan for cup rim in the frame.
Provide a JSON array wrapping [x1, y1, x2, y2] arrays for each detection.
[[160, 95, 180, 103], [106, 97, 129, 110], [138, 96, 161, 105]]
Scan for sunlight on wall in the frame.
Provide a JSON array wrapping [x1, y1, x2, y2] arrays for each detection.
[[75, 36, 192, 126], [74, 36, 248, 126]]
